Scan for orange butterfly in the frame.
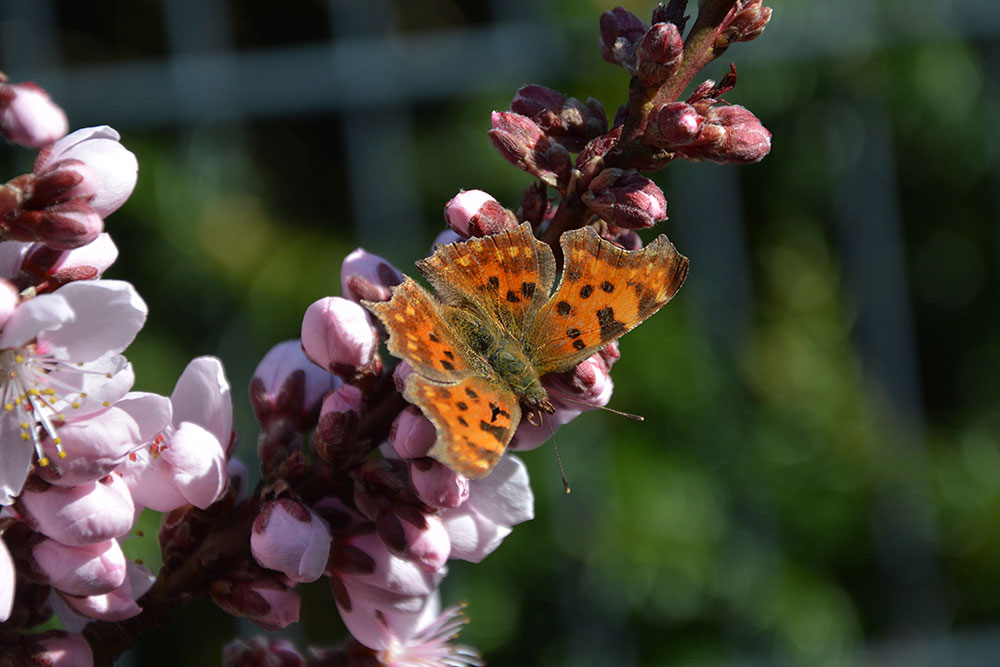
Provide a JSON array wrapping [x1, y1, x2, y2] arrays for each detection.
[[365, 223, 688, 479]]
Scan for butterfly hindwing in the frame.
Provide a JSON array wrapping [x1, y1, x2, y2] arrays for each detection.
[[366, 277, 478, 383], [416, 223, 556, 339], [529, 227, 689, 374], [405, 373, 522, 479]]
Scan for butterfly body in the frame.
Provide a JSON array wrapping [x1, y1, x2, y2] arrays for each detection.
[[366, 222, 688, 479]]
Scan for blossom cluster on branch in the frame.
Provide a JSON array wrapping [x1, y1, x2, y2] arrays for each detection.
[[0, 2, 770, 665]]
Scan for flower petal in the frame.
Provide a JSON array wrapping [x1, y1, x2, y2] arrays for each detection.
[[170, 356, 232, 446], [0, 293, 72, 350], [0, 537, 13, 622], [161, 422, 227, 509], [39, 281, 146, 361]]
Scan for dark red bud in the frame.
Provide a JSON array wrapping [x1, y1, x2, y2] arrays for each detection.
[[582, 168, 667, 230], [652, 0, 689, 33], [648, 102, 704, 148], [3, 199, 102, 250], [488, 111, 572, 188], [520, 182, 548, 226], [722, 0, 772, 46], [675, 104, 771, 165], [635, 22, 683, 88], [600, 7, 648, 73]]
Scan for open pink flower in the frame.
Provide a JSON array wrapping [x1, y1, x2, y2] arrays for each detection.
[[441, 455, 533, 563], [118, 357, 231, 512], [0, 280, 146, 504]]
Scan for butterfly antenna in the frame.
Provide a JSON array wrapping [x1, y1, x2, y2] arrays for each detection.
[[545, 416, 572, 494], [546, 390, 645, 422]]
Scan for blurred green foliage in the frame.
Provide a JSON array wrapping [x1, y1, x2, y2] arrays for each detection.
[[6, 0, 1000, 664]]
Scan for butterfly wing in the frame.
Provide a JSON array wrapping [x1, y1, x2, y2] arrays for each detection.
[[365, 277, 483, 382], [416, 222, 556, 339], [406, 373, 522, 479], [529, 227, 689, 374]]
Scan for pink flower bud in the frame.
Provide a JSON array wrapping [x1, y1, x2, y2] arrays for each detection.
[[251, 340, 339, 431], [0, 536, 13, 622], [545, 351, 615, 409], [17, 475, 135, 546], [59, 560, 153, 622], [17, 234, 119, 291], [222, 637, 306, 667], [0, 278, 17, 329], [26, 160, 97, 211], [410, 458, 470, 509], [676, 104, 771, 165], [211, 574, 302, 631], [400, 513, 450, 573], [444, 189, 517, 238], [32, 538, 127, 597], [340, 248, 403, 304], [251, 499, 332, 583], [312, 384, 364, 465], [301, 296, 379, 377], [582, 168, 667, 229], [650, 102, 705, 147], [34, 126, 138, 217], [488, 111, 572, 188], [390, 406, 437, 459], [599, 7, 648, 73], [0, 82, 68, 148], [4, 200, 103, 250], [636, 22, 683, 87], [337, 532, 444, 613], [22, 630, 94, 667], [393, 360, 414, 394]]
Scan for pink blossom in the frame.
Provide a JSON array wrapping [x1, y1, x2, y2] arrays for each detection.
[[17, 474, 135, 546], [0, 82, 68, 148], [410, 459, 470, 510], [312, 384, 364, 465], [340, 248, 403, 303], [340, 591, 480, 666], [250, 499, 331, 583], [250, 339, 338, 430], [338, 531, 445, 614], [118, 357, 231, 512], [16, 233, 119, 290], [0, 534, 13, 622], [0, 278, 17, 329], [22, 630, 94, 667], [222, 637, 305, 667], [34, 126, 138, 217], [400, 513, 450, 573], [301, 296, 378, 375], [212, 576, 301, 631], [37, 392, 171, 487], [390, 406, 436, 459], [444, 189, 516, 238], [0, 279, 145, 504], [57, 559, 153, 622], [441, 455, 533, 563], [32, 537, 127, 597]]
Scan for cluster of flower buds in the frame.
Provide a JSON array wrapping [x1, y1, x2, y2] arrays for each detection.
[[1, 116, 138, 250], [0, 78, 236, 663]]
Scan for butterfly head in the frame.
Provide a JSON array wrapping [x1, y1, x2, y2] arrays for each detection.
[[522, 395, 555, 427]]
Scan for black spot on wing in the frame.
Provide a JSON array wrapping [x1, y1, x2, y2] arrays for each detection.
[[566, 327, 581, 339], [487, 276, 500, 289], [601, 281, 614, 293], [443, 350, 454, 360], [479, 420, 508, 443], [505, 290, 521, 303], [428, 331, 440, 343], [579, 284, 594, 299], [596, 306, 626, 341], [521, 281, 536, 297], [441, 359, 455, 370], [489, 402, 510, 422], [465, 387, 478, 399], [572, 339, 586, 350], [556, 301, 572, 316], [457, 416, 468, 427], [457, 401, 468, 411]]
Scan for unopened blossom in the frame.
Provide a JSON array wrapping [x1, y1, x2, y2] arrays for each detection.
[[301, 296, 378, 376], [251, 498, 331, 584], [410, 458, 470, 510], [675, 104, 771, 165], [32, 537, 127, 597], [250, 339, 338, 431], [488, 111, 572, 188], [649, 102, 705, 147], [340, 248, 403, 303], [510, 85, 606, 153], [635, 22, 684, 88], [18, 630, 94, 667], [583, 168, 667, 229], [339, 591, 480, 666], [599, 6, 647, 73], [17, 474, 135, 547], [0, 82, 68, 148], [444, 189, 517, 238], [0, 279, 146, 505], [336, 531, 445, 615], [440, 455, 533, 563], [312, 383, 364, 465], [118, 356, 231, 512], [34, 126, 138, 218], [400, 513, 450, 573], [14, 233, 119, 292], [57, 559, 154, 622], [211, 576, 301, 631], [27, 159, 98, 209], [222, 637, 305, 667], [3, 198, 104, 250]]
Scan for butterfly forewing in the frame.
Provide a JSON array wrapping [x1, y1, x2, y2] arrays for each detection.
[[405, 374, 522, 479], [366, 277, 481, 383], [416, 223, 556, 339], [529, 228, 689, 374]]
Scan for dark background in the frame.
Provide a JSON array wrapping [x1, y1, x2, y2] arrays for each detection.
[[3, 0, 1000, 664]]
